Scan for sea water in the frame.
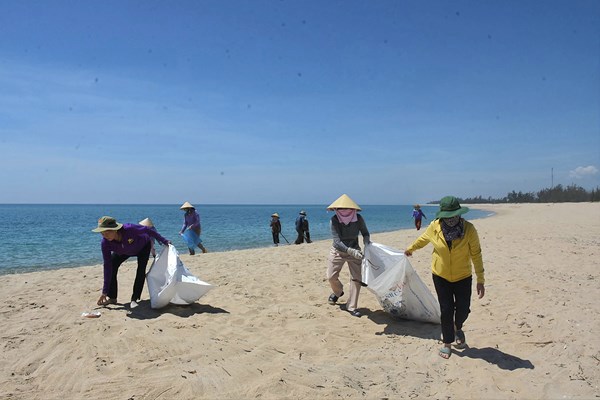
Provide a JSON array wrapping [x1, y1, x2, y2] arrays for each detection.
[[0, 204, 492, 275]]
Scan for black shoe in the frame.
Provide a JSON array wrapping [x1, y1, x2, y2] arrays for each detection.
[[327, 291, 344, 305], [328, 294, 338, 304], [349, 310, 362, 317]]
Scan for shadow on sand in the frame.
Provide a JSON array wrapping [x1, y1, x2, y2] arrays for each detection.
[[363, 309, 534, 371], [453, 346, 535, 370], [362, 308, 440, 340], [117, 300, 229, 320]]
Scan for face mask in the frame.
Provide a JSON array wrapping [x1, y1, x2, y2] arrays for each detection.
[[442, 216, 460, 227]]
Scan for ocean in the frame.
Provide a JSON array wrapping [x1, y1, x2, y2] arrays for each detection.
[[0, 204, 492, 275]]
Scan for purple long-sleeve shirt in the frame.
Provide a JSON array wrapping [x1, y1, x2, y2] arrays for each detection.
[[181, 210, 201, 233], [101, 223, 169, 293]]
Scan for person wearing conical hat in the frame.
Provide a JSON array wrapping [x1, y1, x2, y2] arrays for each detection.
[[404, 196, 485, 359], [325, 194, 370, 317], [180, 202, 208, 255], [92, 216, 171, 308], [270, 213, 282, 246], [411, 204, 427, 231], [139, 217, 157, 258]]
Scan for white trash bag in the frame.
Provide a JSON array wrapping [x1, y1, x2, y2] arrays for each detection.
[[146, 244, 214, 309], [362, 242, 440, 324]]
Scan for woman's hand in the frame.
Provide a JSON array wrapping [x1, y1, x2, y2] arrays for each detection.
[[404, 250, 413, 256], [477, 283, 485, 299]]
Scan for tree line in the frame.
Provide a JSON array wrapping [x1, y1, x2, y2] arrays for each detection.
[[430, 184, 600, 204]]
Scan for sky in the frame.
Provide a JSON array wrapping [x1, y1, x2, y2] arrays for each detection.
[[0, 0, 598, 205]]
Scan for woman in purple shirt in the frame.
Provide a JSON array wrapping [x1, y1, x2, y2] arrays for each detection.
[[179, 201, 208, 255], [92, 216, 170, 307]]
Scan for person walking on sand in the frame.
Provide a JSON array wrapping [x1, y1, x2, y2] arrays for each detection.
[[412, 204, 427, 230], [270, 213, 282, 246], [294, 210, 312, 244], [180, 201, 208, 255], [92, 216, 171, 308], [326, 194, 370, 317], [404, 196, 485, 359]]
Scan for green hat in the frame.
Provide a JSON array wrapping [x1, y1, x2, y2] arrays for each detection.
[[435, 196, 469, 219], [92, 216, 123, 232]]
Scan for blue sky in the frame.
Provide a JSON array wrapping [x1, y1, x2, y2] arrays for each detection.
[[0, 0, 598, 205]]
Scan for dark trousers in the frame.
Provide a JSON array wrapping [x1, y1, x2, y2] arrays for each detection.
[[272, 231, 280, 244], [295, 230, 311, 244], [432, 274, 472, 344], [414, 218, 422, 230], [108, 242, 151, 302]]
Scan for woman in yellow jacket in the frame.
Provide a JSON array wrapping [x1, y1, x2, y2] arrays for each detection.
[[405, 196, 485, 359]]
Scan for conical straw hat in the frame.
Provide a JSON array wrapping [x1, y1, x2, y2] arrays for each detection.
[[138, 217, 154, 227], [327, 194, 361, 211], [180, 201, 195, 209]]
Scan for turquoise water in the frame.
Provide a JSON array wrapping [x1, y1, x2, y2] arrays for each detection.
[[0, 204, 492, 274]]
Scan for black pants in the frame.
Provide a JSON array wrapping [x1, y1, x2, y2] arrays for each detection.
[[432, 274, 472, 344], [272, 231, 280, 244], [295, 230, 311, 244], [108, 242, 151, 302]]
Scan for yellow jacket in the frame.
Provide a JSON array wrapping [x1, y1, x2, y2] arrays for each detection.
[[407, 219, 484, 284]]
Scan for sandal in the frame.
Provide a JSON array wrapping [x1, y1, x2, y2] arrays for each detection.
[[439, 346, 452, 359], [98, 297, 117, 306], [455, 330, 466, 349]]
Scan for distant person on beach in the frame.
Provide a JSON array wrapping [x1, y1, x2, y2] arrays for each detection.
[[412, 204, 427, 230], [92, 216, 171, 307], [294, 210, 312, 244], [180, 201, 208, 255], [326, 194, 370, 317], [270, 213, 282, 246], [404, 196, 485, 359], [138, 217, 157, 258]]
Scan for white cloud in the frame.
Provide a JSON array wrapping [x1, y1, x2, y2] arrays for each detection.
[[569, 165, 599, 179]]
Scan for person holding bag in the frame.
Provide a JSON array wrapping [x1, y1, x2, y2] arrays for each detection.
[[404, 196, 485, 359], [92, 216, 171, 307], [325, 194, 370, 317], [179, 201, 208, 255]]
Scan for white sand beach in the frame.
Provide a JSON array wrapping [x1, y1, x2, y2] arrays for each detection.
[[0, 203, 599, 399]]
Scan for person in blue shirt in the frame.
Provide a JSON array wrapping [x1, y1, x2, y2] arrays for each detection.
[[294, 210, 312, 244], [412, 204, 427, 230]]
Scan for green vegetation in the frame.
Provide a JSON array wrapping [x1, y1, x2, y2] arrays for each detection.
[[430, 184, 600, 204]]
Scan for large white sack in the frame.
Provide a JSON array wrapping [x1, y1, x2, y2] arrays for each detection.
[[146, 244, 214, 309], [362, 242, 441, 324]]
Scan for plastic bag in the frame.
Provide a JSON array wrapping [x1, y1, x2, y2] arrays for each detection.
[[146, 244, 214, 309], [181, 229, 202, 248], [362, 242, 440, 324]]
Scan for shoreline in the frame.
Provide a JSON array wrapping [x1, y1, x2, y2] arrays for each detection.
[[1, 202, 598, 399], [0, 205, 496, 276]]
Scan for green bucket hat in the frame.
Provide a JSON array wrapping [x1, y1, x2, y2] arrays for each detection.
[[435, 196, 469, 219], [92, 216, 123, 232]]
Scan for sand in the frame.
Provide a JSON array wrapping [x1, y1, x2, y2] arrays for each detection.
[[0, 203, 599, 399]]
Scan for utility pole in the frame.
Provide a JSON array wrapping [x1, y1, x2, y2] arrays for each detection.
[[551, 168, 554, 188]]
